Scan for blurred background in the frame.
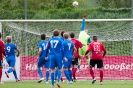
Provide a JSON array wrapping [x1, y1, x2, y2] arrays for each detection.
[[0, 0, 131, 19]]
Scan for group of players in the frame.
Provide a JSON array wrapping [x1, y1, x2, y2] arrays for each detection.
[[0, 14, 106, 88], [36, 15, 106, 88]]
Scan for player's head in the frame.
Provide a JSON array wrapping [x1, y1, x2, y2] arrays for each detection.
[[85, 29, 88, 34], [63, 33, 69, 39], [70, 32, 75, 38], [61, 30, 65, 37], [0, 33, 1, 39], [6, 36, 12, 43], [93, 36, 97, 40], [53, 29, 60, 36], [41, 34, 46, 40]]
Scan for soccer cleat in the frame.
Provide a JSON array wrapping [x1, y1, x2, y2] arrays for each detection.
[[5, 71, 9, 78], [72, 78, 77, 82], [16, 79, 20, 82], [45, 81, 49, 84], [92, 79, 96, 84], [37, 78, 44, 83], [0, 82, 4, 84], [100, 82, 103, 85], [68, 81, 73, 84], [51, 86, 54, 88], [61, 77, 64, 82], [56, 83, 61, 88]]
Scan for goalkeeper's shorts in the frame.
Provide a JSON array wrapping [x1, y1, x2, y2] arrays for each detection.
[[78, 45, 88, 56]]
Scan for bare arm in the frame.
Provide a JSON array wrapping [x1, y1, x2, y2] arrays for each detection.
[[38, 48, 42, 58], [16, 48, 20, 57]]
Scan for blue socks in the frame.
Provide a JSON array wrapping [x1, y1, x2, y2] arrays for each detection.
[[37, 68, 43, 79], [51, 72, 55, 86], [64, 70, 70, 82], [57, 70, 62, 83], [68, 70, 72, 81], [13, 70, 18, 80], [55, 68, 58, 80], [46, 70, 49, 82]]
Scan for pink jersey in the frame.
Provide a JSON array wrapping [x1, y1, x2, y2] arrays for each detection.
[[85, 40, 106, 60]]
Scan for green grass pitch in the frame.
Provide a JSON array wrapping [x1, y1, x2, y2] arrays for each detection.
[[0, 80, 132, 88]]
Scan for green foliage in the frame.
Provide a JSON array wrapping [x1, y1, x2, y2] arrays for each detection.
[[99, 0, 131, 8]]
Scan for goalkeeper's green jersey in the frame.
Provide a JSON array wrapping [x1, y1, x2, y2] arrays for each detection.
[[79, 31, 90, 45]]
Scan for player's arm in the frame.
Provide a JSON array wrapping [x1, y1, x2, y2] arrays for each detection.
[[38, 48, 42, 58], [16, 48, 20, 57], [61, 42, 65, 60], [14, 44, 20, 57], [102, 44, 106, 58], [46, 42, 50, 58], [80, 14, 86, 31], [80, 19, 85, 31], [85, 44, 91, 56]]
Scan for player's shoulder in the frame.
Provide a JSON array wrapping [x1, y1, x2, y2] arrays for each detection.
[[0, 40, 4, 44]]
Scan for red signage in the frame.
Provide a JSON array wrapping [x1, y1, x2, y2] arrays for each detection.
[[20, 56, 133, 80]]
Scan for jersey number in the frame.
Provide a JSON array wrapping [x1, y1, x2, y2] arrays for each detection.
[[7, 46, 11, 52], [68, 43, 71, 50], [50, 40, 59, 48], [42, 43, 46, 50], [93, 44, 100, 51]]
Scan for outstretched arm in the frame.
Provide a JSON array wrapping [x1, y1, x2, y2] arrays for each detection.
[[80, 14, 86, 31], [80, 19, 85, 31]]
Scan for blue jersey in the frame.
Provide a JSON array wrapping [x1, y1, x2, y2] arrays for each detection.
[[62, 40, 74, 59], [5, 43, 17, 57], [47, 37, 63, 57], [38, 40, 47, 58]]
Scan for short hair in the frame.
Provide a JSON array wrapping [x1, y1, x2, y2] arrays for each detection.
[[93, 36, 97, 40], [6, 36, 12, 43], [61, 30, 65, 37], [0, 33, 1, 38], [63, 33, 69, 39], [70, 32, 75, 38], [53, 29, 59, 36], [41, 34, 46, 40]]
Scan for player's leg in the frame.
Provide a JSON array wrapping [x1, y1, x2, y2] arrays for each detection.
[[56, 57, 62, 88], [37, 58, 45, 83], [97, 60, 104, 85], [68, 60, 72, 83], [72, 58, 78, 81], [0, 60, 3, 84], [5, 57, 16, 78], [44, 60, 50, 83], [11, 57, 19, 82], [5, 57, 12, 78], [89, 59, 96, 84], [63, 60, 70, 82], [50, 55, 56, 88], [77, 58, 81, 72], [55, 68, 58, 80]]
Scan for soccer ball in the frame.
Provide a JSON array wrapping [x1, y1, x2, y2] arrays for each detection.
[[72, 1, 78, 7]]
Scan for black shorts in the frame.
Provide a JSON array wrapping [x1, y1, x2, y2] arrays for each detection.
[[72, 58, 79, 65], [90, 59, 103, 68], [0, 60, 3, 68]]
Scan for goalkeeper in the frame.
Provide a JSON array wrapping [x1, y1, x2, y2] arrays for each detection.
[[79, 14, 91, 63]]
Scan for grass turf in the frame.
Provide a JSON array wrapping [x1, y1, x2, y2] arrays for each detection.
[[0, 80, 132, 88]]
